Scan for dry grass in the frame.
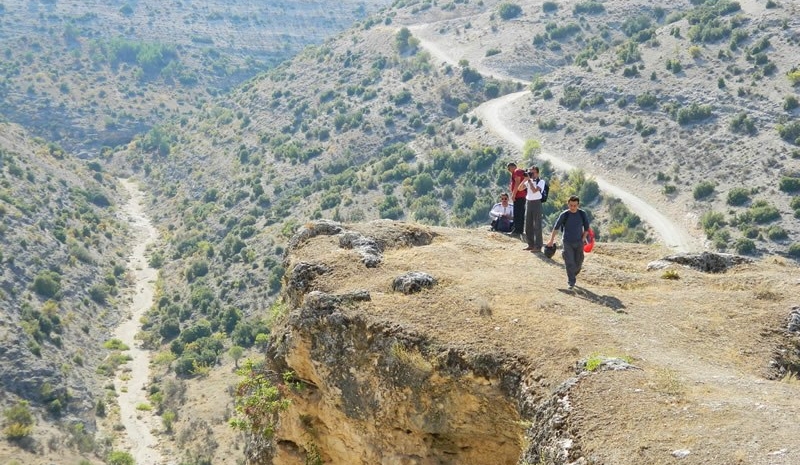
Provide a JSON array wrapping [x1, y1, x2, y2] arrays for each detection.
[[283, 222, 800, 464]]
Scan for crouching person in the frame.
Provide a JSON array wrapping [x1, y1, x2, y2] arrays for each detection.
[[489, 193, 514, 232]]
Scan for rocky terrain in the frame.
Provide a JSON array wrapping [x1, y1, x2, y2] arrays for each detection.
[[264, 219, 800, 465], [2, 0, 800, 464]]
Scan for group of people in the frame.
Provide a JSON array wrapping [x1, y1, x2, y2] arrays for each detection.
[[489, 162, 591, 290]]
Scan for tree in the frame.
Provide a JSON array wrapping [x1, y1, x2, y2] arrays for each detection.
[[523, 139, 542, 165], [413, 173, 435, 196], [228, 346, 244, 368]]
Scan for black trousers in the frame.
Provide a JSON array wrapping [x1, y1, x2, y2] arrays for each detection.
[[512, 197, 526, 234]]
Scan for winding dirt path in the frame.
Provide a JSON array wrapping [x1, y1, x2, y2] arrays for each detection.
[[410, 25, 698, 252], [114, 179, 169, 465]]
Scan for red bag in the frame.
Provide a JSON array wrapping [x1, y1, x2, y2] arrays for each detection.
[[583, 228, 595, 253]]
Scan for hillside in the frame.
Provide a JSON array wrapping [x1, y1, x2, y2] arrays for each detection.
[[0, 0, 391, 152], [0, 121, 132, 462], [2, 0, 800, 464]]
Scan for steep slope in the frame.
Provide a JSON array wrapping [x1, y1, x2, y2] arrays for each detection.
[[0, 122, 133, 461]]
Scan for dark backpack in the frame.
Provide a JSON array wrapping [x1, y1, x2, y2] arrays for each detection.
[[540, 179, 550, 202]]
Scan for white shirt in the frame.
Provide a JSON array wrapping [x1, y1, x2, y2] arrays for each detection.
[[489, 202, 513, 220], [524, 178, 546, 201]]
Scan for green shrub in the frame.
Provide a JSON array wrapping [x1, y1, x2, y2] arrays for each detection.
[[33, 271, 61, 298], [790, 196, 800, 210], [584, 135, 605, 149], [636, 92, 657, 109], [542, 1, 558, 13], [788, 243, 800, 258], [573, 1, 605, 15], [677, 103, 712, 125], [3, 401, 34, 440], [107, 450, 135, 465], [785, 96, 799, 111], [700, 211, 726, 237], [89, 284, 110, 304], [693, 181, 715, 200], [777, 122, 800, 145], [734, 238, 756, 255], [779, 177, 800, 193], [766, 225, 788, 241], [711, 228, 730, 250], [498, 3, 522, 20], [749, 201, 780, 223], [726, 187, 750, 206], [729, 112, 756, 135]]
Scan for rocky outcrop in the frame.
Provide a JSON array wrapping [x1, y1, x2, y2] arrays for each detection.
[[254, 221, 588, 465], [647, 252, 752, 273]]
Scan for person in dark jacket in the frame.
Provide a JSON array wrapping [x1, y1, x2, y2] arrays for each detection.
[[546, 195, 590, 290]]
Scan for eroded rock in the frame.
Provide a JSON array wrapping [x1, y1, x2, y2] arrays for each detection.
[[339, 231, 383, 268], [655, 252, 752, 273], [392, 271, 436, 294], [787, 306, 800, 333]]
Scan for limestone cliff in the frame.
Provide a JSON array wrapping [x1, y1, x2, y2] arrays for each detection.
[[254, 220, 800, 465]]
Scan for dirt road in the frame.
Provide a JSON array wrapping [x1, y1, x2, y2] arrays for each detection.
[[410, 25, 699, 252], [114, 179, 170, 465]]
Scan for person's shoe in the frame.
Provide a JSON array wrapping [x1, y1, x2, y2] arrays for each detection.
[[567, 283, 575, 290], [523, 246, 535, 251]]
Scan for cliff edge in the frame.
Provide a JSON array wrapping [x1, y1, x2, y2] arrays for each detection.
[[260, 220, 800, 465]]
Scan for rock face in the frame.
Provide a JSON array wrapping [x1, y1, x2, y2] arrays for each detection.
[[268, 291, 526, 465], [261, 221, 574, 465]]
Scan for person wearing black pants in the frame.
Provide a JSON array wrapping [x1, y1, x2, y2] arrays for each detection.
[[506, 162, 526, 239], [546, 195, 591, 290], [522, 166, 545, 252]]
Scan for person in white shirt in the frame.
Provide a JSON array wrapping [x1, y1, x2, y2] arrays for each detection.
[[489, 193, 514, 232], [521, 166, 546, 253]]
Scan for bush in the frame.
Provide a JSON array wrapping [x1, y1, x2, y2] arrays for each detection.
[[3, 401, 34, 440], [677, 103, 712, 125], [584, 135, 605, 149], [89, 284, 110, 304], [498, 3, 522, 20], [766, 225, 788, 241], [788, 243, 800, 258], [729, 112, 756, 135], [542, 1, 558, 13], [636, 92, 658, 109], [777, 121, 800, 145], [726, 187, 750, 206], [107, 451, 135, 465], [785, 95, 799, 111], [749, 201, 780, 223], [734, 238, 756, 255], [700, 211, 726, 237], [573, 1, 605, 15], [33, 271, 61, 298], [779, 176, 800, 193], [693, 181, 715, 200]]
